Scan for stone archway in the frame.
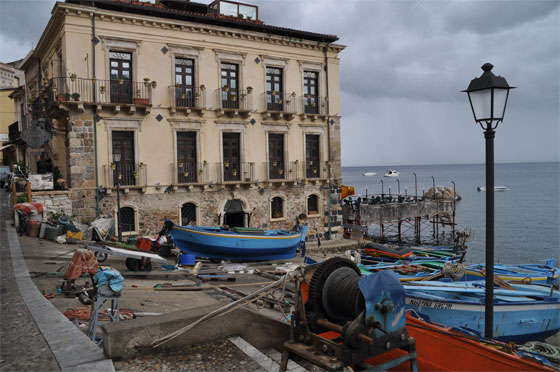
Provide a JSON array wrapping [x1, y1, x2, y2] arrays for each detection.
[[223, 199, 246, 228]]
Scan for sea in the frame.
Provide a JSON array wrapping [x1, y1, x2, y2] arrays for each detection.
[[341, 162, 560, 265]]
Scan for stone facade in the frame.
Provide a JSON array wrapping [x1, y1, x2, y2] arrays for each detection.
[[32, 190, 72, 217]]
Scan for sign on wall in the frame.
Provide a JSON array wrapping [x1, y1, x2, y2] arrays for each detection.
[[29, 173, 54, 191]]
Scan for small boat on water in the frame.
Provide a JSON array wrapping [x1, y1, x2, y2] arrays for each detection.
[[359, 262, 441, 282], [366, 312, 559, 371], [362, 171, 377, 176], [403, 280, 560, 343], [363, 242, 412, 259], [166, 221, 308, 261], [463, 259, 559, 284], [477, 186, 509, 191], [384, 169, 399, 177]]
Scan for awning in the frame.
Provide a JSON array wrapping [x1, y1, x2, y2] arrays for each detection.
[[0, 144, 14, 151]]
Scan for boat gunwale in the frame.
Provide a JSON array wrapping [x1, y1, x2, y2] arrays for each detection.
[[173, 225, 303, 240]]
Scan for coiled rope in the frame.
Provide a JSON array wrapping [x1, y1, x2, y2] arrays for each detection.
[[518, 341, 560, 365], [441, 262, 465, 281]]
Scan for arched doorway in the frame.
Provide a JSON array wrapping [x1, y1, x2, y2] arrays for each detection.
[[223, 199, 246, 228]]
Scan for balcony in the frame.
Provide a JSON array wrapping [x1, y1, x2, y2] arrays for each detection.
[[216, 162, 254, 185], [168, 86, 205, 116], [214, 88, 252, 118], [261, 92, 296, 120], [264, 161, 300, 183], [46, 77, 152, 115], [302, 160, 328, 182], [102, 162, 147, 193], [170, 162, 209, 188], [299, 96, 328, 121]]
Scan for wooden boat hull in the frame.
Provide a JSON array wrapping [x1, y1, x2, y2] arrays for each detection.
[[404, 283, 560, 343], [366, 313, 557, 371], [169, 224, 307, 260], [463, 262, 560, 284]]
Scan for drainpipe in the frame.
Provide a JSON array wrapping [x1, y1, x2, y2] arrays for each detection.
[[92, 13, 100, 217], [324, 43, 332, 240]]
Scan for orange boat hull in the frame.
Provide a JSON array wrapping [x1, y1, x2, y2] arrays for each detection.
[[366, 314, 555, 371]]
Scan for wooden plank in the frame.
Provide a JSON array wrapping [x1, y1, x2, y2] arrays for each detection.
[[85, 244, 168, 264]]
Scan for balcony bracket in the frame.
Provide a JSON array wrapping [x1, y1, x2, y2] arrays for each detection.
[[77, 103, 85, 113], [129, 105, 136, 115], [113, 105, 121, 114], [141, 187, 147, 193], [124, 187, 130, 194]]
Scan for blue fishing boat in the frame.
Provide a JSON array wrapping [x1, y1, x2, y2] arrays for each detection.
[[165, 221, 308, 260], [463, 259, 559, 284], [403, 280, 560, 343]]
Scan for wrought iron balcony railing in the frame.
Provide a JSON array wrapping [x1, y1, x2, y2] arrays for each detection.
[[171, 162, 209, 185], [214, 88, 252, 111], [216, 162, 254, 183], [302, 160, 328, 180], [168, 85, 205, 111], [104, 162, 147, 188], [48, 77, 151, 105], [264, 161, 299, 182], [299, 95, 328, 116], [261, 92, 297, 114]]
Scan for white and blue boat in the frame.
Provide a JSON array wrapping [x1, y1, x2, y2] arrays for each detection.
[[404, 280, 560, 343], [463, 259, 559, 284], [167, 222, 308, 261]]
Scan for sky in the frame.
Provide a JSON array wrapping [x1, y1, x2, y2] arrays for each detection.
[[1, 0, 558, 166]]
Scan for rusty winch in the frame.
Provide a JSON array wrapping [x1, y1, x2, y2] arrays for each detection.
[[280, 257, 418, 371]]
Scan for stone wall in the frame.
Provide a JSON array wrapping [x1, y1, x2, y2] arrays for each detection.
[[67, 113, 97, 224], [32, 190, 72, 217], [97, 183, 342, 240]]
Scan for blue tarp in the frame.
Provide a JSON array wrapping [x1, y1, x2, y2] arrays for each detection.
[[94, 267, 124, 293]]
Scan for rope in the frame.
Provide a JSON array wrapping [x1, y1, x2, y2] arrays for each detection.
[[151, 272, 296, 348], [518, 341, 560, 365], [441, 262, 465, 280]]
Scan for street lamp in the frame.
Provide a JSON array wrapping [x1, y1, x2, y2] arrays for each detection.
[[463, 62, 514, 339], [380, 179, 384, 198], [113, 150, 122, 243], [396, 178, 400, 195]]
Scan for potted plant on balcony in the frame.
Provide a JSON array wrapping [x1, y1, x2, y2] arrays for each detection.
[[69, 73, 77, 82], [71, 92, 80, 101], [151, 81, 157, 89], [240, 93, 246, 101], [64, 92, 71, 101], [100, 85, 106, 94], [231, 94, 237, 102], [246, 86, 253, 94], [223, 84, 229, 92], [136, 89, 141, 98], [144, 78, 151, 87], [200, 84, 206, 91]]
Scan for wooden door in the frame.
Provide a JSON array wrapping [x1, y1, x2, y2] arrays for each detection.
[[266, 67, 283, 111], [303, 71, 318, 114], [112, 131, 135, 186], [177, 131, 197, 183], [305, 134, 320, 178], [221, 63, 239, 109], [268, 133, 284, 179], [223, 132, 240, 181], [109, 52, 132, 104], [175, 58, 194, 107]]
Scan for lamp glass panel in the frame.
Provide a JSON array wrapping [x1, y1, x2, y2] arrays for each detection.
[[469, 89, 492, 122], [493, 88, 509, 121]]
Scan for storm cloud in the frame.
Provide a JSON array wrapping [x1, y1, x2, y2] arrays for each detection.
[[1, 0, 558, 166]]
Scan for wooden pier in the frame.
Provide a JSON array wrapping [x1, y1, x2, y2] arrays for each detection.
[[342, 197, 459, 245]]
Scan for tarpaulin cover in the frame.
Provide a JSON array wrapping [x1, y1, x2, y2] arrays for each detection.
[[94, 267, 124, 293], [13, 202, 44, 215], [63, 248, 99, 281]]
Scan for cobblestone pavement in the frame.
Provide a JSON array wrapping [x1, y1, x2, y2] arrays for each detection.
[[113, 339, 267, 372], [0, 189, 60, 372]]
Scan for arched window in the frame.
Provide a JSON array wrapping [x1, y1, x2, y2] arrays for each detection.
[[119, 206, 136, 232], [181, 202, 197, 225], [271, 196, 284, 219], [307, 194, 319, 215]]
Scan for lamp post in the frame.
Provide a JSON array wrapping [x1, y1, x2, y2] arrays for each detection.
[[113, 150, 122, 243], [380, 179, 384, 198], [451, 180, 456, 239], [396, 178, 400, 195], [463, 63, 514, 338], [413, 172, 418, 201]]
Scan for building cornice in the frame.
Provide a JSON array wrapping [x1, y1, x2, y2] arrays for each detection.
[[55, 3, 346, 54]]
